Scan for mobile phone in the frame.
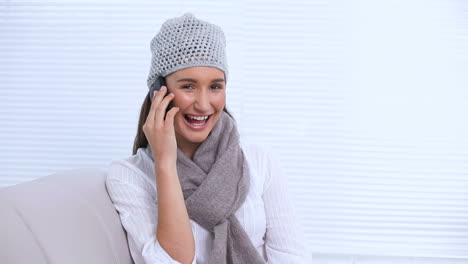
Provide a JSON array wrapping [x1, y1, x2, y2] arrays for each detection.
[[149, 76, 174, 114]]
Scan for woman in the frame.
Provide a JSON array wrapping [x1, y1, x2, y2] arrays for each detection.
[[106, 13, 311, 264]]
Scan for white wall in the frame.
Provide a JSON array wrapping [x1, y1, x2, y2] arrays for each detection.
[[1, 0, 467, 263]]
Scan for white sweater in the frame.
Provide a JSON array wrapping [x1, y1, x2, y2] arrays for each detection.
[[106, 141, 312, 264]]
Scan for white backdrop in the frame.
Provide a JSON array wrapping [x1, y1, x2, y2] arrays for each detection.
[[1, 0, 468, 263]]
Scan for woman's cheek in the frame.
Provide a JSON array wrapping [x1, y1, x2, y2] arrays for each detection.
[[214, 93, 226, 107], [174, 93, 194, 106]]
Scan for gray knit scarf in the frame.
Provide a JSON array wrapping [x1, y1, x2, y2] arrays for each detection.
[[148, 111, 266, 264]]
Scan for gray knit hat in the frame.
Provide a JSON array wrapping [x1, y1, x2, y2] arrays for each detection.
[[147, 13, 228, 89]]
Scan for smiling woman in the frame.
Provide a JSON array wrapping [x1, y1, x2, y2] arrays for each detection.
[[105, 13, 311, 264], [165, 67, 227, 158]]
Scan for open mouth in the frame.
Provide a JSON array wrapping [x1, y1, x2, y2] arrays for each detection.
[[183, 114, 212, 129]]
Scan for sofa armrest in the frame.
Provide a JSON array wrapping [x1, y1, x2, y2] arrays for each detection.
[[0, 168, 134, 264]]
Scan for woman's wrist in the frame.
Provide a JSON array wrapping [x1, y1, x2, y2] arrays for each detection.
[[155, 160, 177, 175]]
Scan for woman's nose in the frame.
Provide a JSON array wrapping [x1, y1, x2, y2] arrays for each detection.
[[194, 90, 211, 111]]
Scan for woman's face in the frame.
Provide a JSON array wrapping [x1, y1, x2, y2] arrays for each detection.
[[165, 66, 226, 151]]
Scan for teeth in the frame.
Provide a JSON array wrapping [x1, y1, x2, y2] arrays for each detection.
[[187, 115, 209, 121]]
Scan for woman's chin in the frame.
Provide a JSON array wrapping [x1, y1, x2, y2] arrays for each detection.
[[175, 127, 209, 144], [186, 131, 210, 143]]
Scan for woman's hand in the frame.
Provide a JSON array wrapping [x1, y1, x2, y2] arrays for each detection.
[[142, 86, 180, 170]]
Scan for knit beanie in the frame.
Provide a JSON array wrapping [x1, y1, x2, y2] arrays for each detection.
[[147, 13, 228, 89]]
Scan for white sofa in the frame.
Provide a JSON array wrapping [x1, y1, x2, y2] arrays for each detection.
[[0, 168, 134, 264]]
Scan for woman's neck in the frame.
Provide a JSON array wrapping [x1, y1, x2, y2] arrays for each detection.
[[176, 137, 200, 160]]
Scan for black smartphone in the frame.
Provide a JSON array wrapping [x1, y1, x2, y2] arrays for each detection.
[[149, 76, 174, 114]]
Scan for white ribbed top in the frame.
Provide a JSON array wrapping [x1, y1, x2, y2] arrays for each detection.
[[105, 141, 312, 264]]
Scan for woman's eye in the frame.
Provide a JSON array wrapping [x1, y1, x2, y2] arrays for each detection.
[[211, 85, 223, 90], [181, 85, 193, 89]]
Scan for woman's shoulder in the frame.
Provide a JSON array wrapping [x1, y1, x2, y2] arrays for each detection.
[[106, 147, 156, 189], [240, 138, 284, 193], [240, 137, 289, 189], [240, 138, 278, 167]]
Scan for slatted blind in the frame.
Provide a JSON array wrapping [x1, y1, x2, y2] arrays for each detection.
[[1, 0, 467, 262]]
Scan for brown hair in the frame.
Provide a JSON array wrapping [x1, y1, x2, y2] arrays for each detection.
[[132, 93, 235, 155]]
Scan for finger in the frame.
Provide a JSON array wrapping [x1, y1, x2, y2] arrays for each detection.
[[164, 106, 180, 129], [146, 86, 168, 123], [145, 90, 157, 124], [155, 92, 175, 125], [155, 86, 169, 101]]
